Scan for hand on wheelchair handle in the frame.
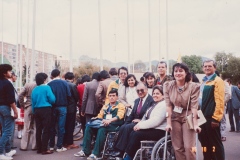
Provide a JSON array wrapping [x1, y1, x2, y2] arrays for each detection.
[[194, 125, 201, 133], [165, 124, 172, 132]]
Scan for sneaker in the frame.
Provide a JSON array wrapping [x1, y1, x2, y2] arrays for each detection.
[[74, 150, 86, 157], [49, 148, 54, 151], [5, 150, 16, 157], [56, 147, 67, 152], [0, 154, 13, 160], [87, 153, 97, 159]]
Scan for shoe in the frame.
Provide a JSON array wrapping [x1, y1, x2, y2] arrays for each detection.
[[56, 147, 67, 152], [74, 150, 86, 157], [236, 130, 240, 133], [87, 153, 97, 159], [49, 148, 54, 151], [10, 146, 17, 149], [20, 148, 27, 151], [0, 154, 13, 160], [229, 129, 235, 132], [5, 150, 16, 157], [42, 150, 54, 155]]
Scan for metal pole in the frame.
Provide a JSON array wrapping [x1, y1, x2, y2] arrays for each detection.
[[16, 0, 19, 89], [159, 0, 161, 60], [132, 0, 135, 74], [166, 0, 169, 75], [30, 0, 36, 82], [26, 0, 30, 83], [69, 0, 73, 72], [19, 0, 23, 89], [98, 0, 103, 70], [1, 0, 3, 64], [148, 0, 151, 72], [127, 0, 130, 73]]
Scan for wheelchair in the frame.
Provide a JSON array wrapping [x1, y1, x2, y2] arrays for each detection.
[[131, 135, 175, 160]]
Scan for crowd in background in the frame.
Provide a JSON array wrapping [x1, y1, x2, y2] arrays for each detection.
[[0, 59, 240, 160]]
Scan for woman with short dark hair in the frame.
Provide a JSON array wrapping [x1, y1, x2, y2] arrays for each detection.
[[164, 63, 201, 160], [31, 73, 56, 155], [119, 74, 138, 116]]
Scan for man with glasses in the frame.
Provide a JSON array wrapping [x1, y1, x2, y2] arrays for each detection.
[[111, 82, 154, 158], [105, 66, 128, 105]]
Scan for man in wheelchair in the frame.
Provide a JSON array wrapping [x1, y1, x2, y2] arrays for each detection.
[[74, 89, 126, 159]]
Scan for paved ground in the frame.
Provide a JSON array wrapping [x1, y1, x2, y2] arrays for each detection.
[[9, 114, 240, 160]]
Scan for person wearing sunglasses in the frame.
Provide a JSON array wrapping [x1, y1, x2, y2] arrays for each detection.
[[124, 85, 167, 160], [111, 82, 154, 158]]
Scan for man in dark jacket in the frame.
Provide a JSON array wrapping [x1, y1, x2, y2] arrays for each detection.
[[63, 72, 79, 149], [48, 69, 71, 152], [112, 82, 154, 157], [81, 72, 100, 122]]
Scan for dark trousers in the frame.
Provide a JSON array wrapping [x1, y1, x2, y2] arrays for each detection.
[[63, 112, 76, 145], [80, 112, 86, 136], [228, 100, 240, 131], [198, 120, 225, 160], [115, 123, 136, 151], [34, 107, 52, 152], [126, 129, 165, 158]]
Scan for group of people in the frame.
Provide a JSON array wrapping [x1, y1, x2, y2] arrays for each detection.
[[0, 59, 238, 160]]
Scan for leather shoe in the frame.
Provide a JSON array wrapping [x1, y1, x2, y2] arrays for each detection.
[[229, 130, 235, 132], [11, 146, 17, 149]]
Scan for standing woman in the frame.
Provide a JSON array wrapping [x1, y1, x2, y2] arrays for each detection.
[[119, 74, 138, 117], [164, 63, 201, 160], [31, 73, 56, 154], [145, 72, 156, 95]]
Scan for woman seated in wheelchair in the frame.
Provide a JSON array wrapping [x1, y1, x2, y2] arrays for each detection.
[[124, 85, 167, 160]]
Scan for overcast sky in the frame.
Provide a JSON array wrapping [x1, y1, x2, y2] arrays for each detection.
[[1, 0, 240, 63]]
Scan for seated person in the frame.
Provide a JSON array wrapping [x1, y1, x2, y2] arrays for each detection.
[[74, 89, 126, 159], [112, 82, 154, 157], [124, 85, 167, 160]]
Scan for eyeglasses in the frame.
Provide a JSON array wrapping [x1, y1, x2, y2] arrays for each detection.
[[136, 89, 144, 93]]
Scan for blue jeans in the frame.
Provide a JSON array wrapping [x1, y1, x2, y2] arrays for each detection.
[[0, 105, 14, 154], [49, 107, 67, 149]]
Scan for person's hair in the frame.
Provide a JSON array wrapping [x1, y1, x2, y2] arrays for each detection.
[[109, 68, 118, 76], [145, 72, 156, 79], [137, 82, 147, 89], [51, 69, 60, 78], [64, 72, 74, 80], [191, 72, 200, 83], [143, 72, 150, 78], [152, 85, 164, 95], [81, 74, 91, 83], [140, 77, 145, 82], [92, 72, 100, 81], [172, 63, 191, 83], [202, 60, 217, 68], [118, 66, 128, 75], [225, 78, 231, 84], [100, 70, 110, 79], [108, 89, 118, 96], [158, 61, 167, 68], [0, 64, 12, 79], [124, 74, 138, 87], [35, 73, 48, 86], [76, 78, 82, 85]]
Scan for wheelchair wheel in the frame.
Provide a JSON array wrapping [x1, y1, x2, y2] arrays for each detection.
[[151, 135, 175, 160], [73, 112, 83, 141]]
